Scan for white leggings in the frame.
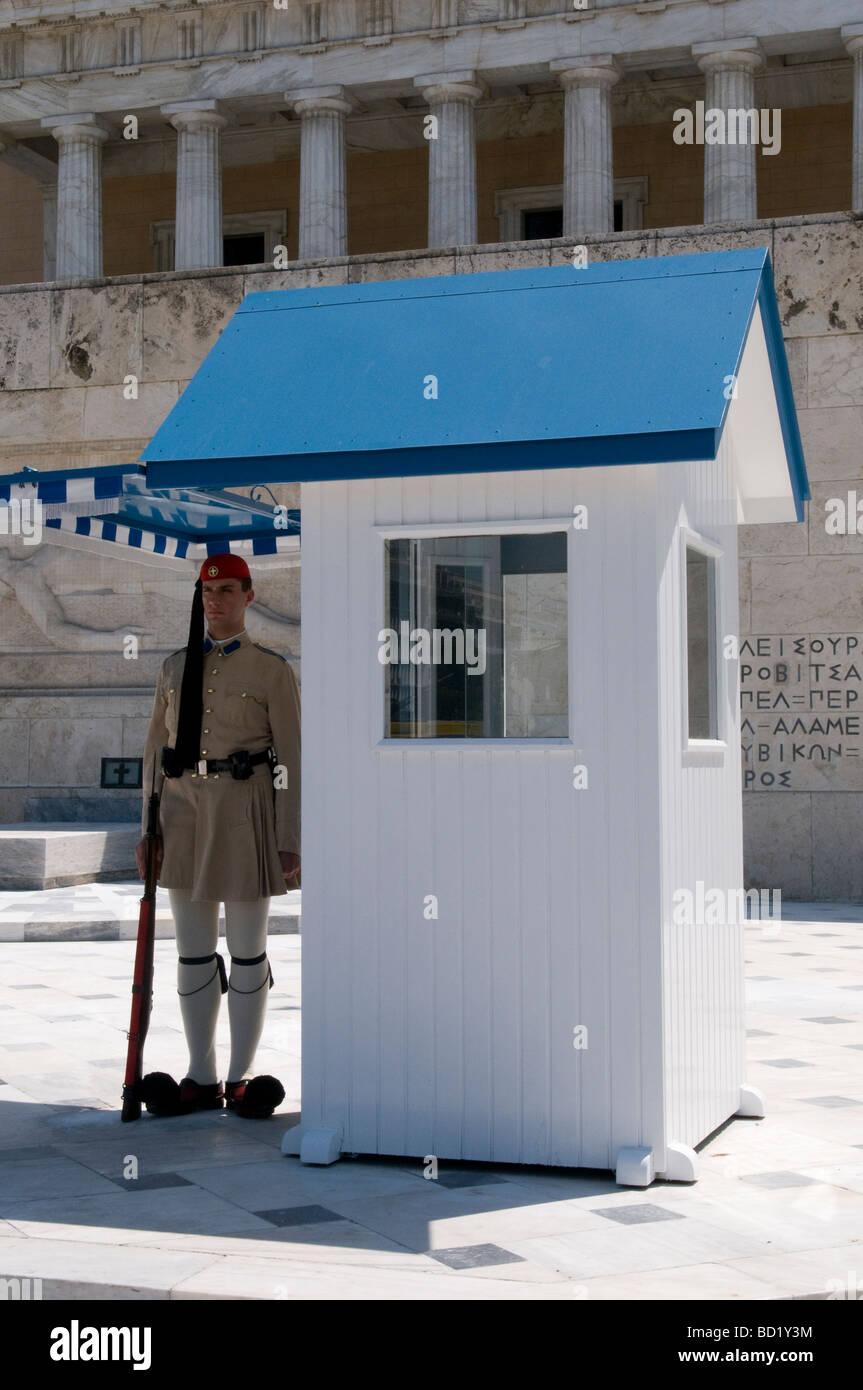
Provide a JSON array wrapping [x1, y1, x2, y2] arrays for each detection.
[[169, 888, 271, 1086]]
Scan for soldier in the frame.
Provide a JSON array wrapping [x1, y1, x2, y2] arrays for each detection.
[[134, 553, 300, 1120]]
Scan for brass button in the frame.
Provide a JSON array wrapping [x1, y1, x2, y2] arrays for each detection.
[[202, 774, 208, 780], [241, 692, 247, 698], [207, 689, 214, 694], [205, 707, 212, 714], [168, 687, 175, 694], [211, 669, 220, 675], [213, 773, 220, 780], [201, 748, 208, 755], [202, 728, 210, 734]]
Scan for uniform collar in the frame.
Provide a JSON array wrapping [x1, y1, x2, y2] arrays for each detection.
[[202, 628, 251, 658]]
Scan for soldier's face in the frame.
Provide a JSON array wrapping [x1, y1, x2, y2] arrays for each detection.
[[202, 579, 253, 637]]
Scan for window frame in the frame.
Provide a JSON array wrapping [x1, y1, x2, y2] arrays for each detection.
[[679, 525, 726, 765], [494, 178, 648, 241], [374, 517, 576, 751]]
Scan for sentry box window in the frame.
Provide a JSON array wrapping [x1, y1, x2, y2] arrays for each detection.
[[382, 532, 567, 739], [685, 543, 719, 742]]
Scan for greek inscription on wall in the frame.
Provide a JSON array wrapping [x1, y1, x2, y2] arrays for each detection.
[[740, 636, 861, 791]]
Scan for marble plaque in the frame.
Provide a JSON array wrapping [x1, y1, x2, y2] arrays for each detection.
[[740, 634, 862, 791]]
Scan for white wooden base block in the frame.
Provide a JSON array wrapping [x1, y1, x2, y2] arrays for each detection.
[[736, 1083, 766, 1118], [657, 1141, 699, 1182], [615, 1145, 655, 1187], [280, 1123, 344, 1164]]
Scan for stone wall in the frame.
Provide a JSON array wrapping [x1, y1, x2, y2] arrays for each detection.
[[1, 213, 861, 895]]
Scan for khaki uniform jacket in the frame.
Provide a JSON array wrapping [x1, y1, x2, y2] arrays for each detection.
[[140, 629, 301, 902]]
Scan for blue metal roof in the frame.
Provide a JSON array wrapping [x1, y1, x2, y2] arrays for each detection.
[[140, 248, 808, 519]]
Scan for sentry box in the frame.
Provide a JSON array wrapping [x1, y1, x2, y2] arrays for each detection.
[[142, 249, 808, 1186]]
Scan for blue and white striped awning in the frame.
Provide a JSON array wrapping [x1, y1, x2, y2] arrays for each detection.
[[0, 464, 300, 566], [0, 466, 129, 518]]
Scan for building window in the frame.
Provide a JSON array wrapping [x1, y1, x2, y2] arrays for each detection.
[[151, 211, 286, 271], [382, 532, 568, 739], [522, 203, 623, 238], [116, 20, 142, 68], [243, 4, 265, 51], [684, 542, 719, 742], [495, 179, 647, 241], [223, 232, 266, 265]]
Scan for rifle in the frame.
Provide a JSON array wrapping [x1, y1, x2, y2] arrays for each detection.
[[121, 752, 163, 1122]]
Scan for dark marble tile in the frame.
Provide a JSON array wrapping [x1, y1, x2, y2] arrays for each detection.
[[0, 1145, 61, 1161], [112, 1173, 196, 1192], [759, 1059, 812, 1068], [430, 1170, 510, 1190], [803, 1096, 861, 1108], [743, 1172, 817, 1189], [427, 1243, 525, 1269], [255, 1204, 344, 1227], [593, 1204, 685, 1225]]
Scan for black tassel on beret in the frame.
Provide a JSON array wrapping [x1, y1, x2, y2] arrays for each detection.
[[162, 578, 205, 777]]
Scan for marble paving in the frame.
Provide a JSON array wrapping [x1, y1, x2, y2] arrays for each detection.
[[0, 893, 860, 1300], [0, 882, 301, 940]]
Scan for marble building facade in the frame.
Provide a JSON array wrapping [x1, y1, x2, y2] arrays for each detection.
[[1, 0, 863, 896]]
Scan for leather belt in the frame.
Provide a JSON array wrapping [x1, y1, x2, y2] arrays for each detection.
[[188, 749, 272, 779]]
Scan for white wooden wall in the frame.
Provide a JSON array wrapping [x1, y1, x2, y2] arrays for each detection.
[[656, 432, 746, 1154], [300, 458, 741, 1170]]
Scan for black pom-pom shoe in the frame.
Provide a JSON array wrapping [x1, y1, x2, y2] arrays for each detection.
[[139, 1071, 225, 1117], [225, 1075, 285, 1118]]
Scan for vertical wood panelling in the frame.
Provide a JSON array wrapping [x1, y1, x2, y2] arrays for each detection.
[[545, 468, 584, 1164], [375, 475, 411, 1155], [606, 465, 646, 1156], [346, 477, 379, 1152], [570, 466, 613, 1168], [658, 435, 746, 1152], [304, 457, 741, 1170], [299, 481, 325, 1128], [319, 481, 354, 1136]]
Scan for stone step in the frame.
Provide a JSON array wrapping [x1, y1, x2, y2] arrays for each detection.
[[0, 823, 140, 891]]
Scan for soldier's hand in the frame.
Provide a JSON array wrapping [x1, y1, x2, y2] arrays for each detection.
[[135, 836, 164, 881], [279, 851, 300, 884]]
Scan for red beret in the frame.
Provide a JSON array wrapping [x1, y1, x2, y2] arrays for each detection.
[[199, 553, 251, 583]]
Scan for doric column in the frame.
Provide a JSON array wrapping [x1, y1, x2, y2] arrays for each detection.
[[161, 101, 229, 270], [550, 56, 620, 236], [285, 86, 355, 259], [414, 71, 485, 247], [39, 114, 108, 279], [692, 39, 764, 223], [842, 25, 863, 210]]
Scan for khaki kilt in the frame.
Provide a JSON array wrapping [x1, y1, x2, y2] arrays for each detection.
[[157, 762, 288, 902]]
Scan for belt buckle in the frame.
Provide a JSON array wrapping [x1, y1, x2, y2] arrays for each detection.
[[196, 758, 208, 777]]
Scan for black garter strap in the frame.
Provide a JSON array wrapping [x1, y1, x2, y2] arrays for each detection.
[[229, 949, 274, 993], [178, 951, 228, 995]]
